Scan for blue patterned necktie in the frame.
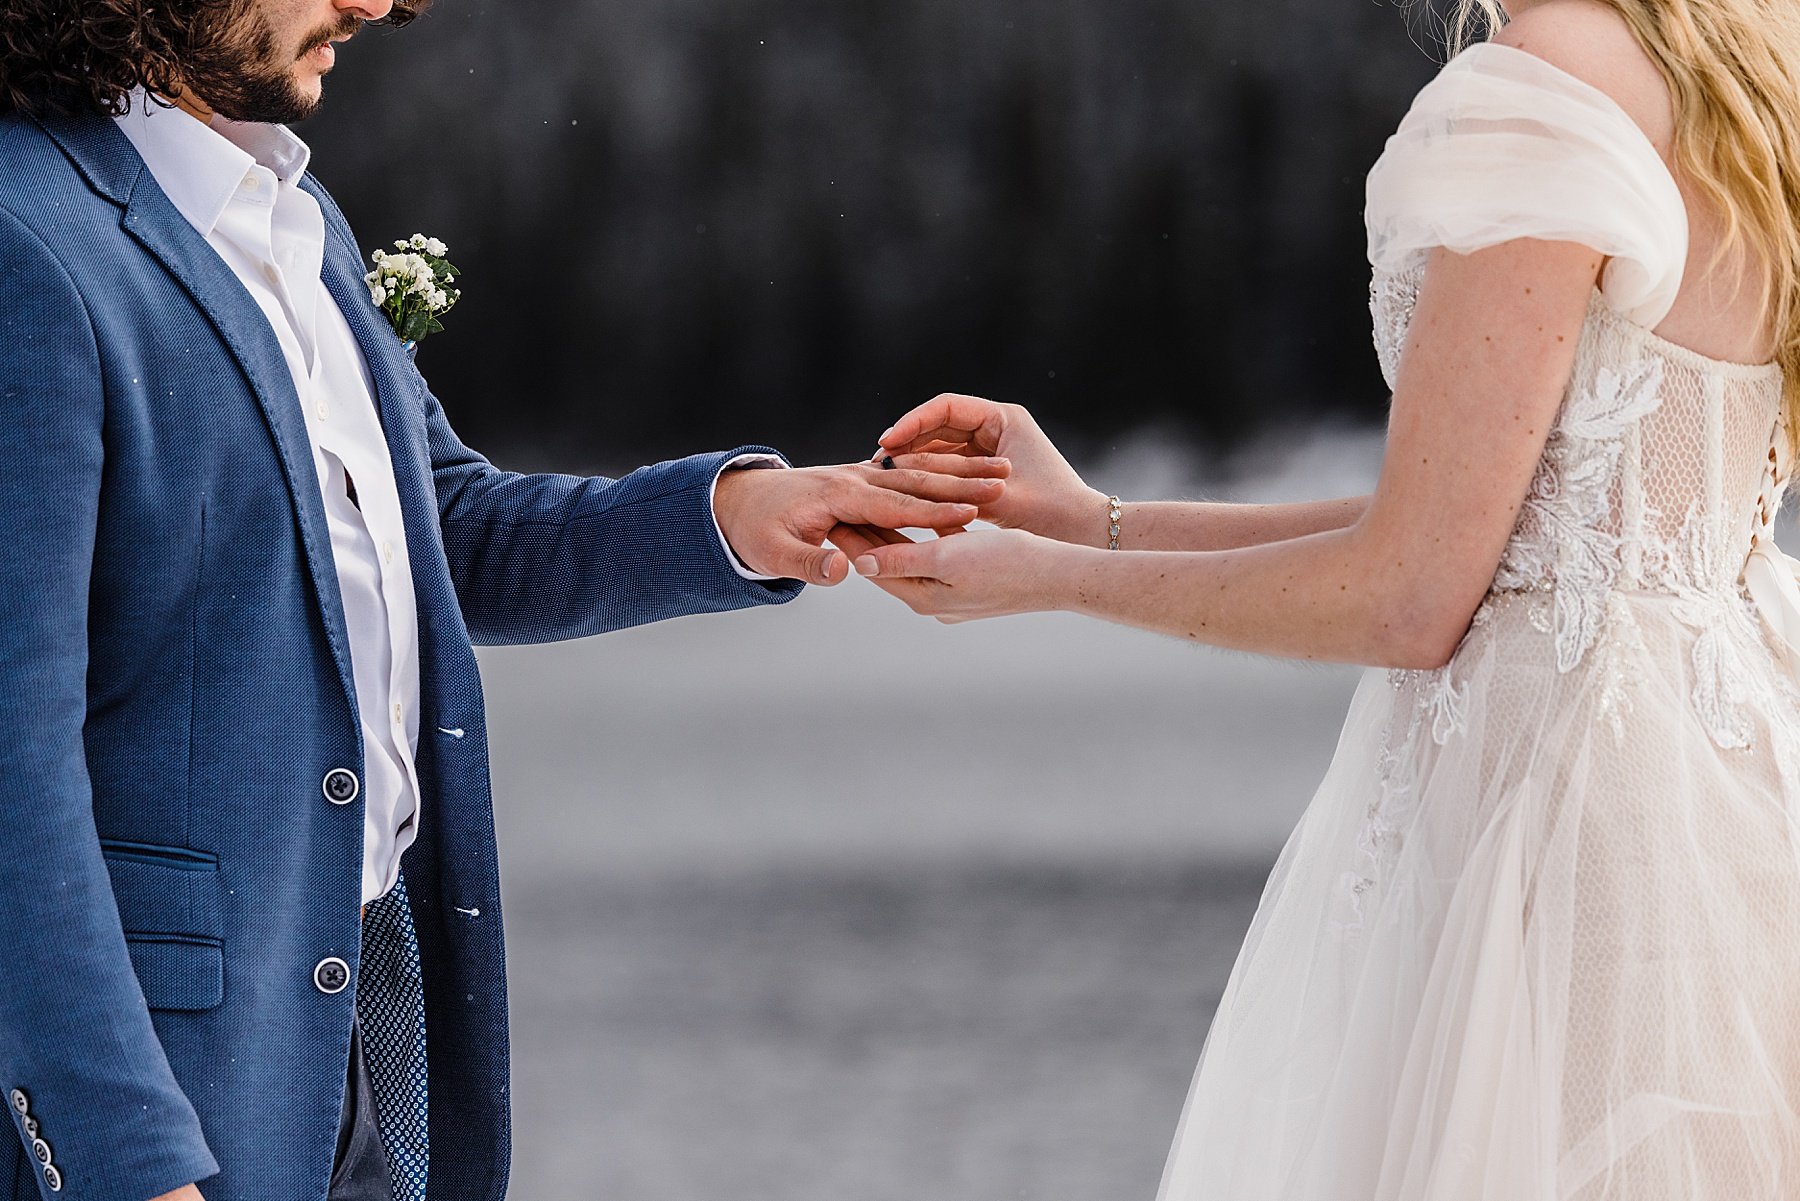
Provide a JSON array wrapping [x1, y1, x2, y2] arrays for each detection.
[[356, 870, 430, 1201]]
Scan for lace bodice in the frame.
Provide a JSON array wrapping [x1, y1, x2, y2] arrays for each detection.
[[1372, 263, 1789, 674], [1334, 35, 1800, 1026], [1360, 40, 1794, 680]]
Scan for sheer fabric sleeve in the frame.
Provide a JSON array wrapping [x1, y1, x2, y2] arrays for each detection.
[[1365, 42, 1687, 329]]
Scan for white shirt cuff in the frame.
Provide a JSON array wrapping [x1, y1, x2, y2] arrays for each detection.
[[712, 454, 789, 580]]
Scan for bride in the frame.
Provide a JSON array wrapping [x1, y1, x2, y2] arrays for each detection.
[[837, 0, 1800, 1195]]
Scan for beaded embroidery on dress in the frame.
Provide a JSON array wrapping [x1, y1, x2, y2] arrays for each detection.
[[1156, 42, 1800, 1201]]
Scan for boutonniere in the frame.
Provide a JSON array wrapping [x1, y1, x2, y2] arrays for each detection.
[[364, 234, 462, 350]]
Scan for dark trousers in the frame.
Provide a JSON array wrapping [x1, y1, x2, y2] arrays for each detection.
[[330, 1017, 395, 1201]]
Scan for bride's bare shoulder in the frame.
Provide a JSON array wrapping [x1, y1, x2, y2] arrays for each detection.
[[1493, 0, 1674, 152]]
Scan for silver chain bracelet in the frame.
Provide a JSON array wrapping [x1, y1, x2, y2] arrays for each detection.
[[1107, 496, 1123, 550]]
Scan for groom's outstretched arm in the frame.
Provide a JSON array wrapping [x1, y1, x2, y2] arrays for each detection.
[[417, 382, 994, 645]]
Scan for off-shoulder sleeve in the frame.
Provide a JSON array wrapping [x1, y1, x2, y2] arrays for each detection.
[[1365, 42, 1687, 329]]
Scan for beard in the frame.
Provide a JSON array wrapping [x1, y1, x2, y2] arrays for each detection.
[[181, 4, 360, 124]]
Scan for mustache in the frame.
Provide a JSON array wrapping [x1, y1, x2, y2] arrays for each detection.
[[296, 16, 363, 60]]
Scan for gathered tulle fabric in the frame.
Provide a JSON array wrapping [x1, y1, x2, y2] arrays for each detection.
[[1365, 42, 1687, 329], [1157, 39, 1800, 1201], [1158, 595, 1800, 1201]]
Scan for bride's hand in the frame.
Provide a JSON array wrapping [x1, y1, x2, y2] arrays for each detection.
[[876, 394, 1111, 546], [832, 524, 1077, 622]]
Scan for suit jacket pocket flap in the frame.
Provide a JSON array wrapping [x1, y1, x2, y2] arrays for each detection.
[[100, 840, 223, 942], [126, 936, 224, 1012]]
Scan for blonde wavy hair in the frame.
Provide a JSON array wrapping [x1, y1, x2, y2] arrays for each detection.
[[1445, 0, 1800, 451]]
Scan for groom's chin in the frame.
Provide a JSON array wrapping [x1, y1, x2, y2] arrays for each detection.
[[212, 78, 325, 125]]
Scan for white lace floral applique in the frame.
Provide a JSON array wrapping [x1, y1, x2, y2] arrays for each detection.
[[1496, 357, 1666, 673], [1347, 338, 1668, 916]]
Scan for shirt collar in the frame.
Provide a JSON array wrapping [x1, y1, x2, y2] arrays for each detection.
[[112, 89, 314, 238]]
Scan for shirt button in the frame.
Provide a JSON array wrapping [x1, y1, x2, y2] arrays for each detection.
[[392, 702, 404, 725], [313, 957, 351, 995], [315, 399, 330, 420], [240, 175, 258, 192], [322, 768, 360, 805], [381, 541, 395, 565]]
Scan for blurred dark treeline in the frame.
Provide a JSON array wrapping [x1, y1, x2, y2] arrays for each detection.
[[306, 0, 1448, 470]]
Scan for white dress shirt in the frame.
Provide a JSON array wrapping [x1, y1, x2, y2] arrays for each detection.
[[114, 95, 782, 905], [117, 96, 423, 904]]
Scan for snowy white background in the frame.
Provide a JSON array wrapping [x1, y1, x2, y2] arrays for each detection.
[[483, 432, 1378, 1198]]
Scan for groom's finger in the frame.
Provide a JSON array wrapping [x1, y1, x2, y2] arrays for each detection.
[[862, 467, 1004, 506], [761, 536, 850, 586], [833, 488, 977, 533], [884, 453, 1011, 479]]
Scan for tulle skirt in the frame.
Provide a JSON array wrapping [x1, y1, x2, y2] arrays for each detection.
[[1157, 587, 1800, 1200]]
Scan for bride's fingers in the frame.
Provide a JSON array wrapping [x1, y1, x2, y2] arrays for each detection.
[[851, 538, 946, 580], [828, 523, 914, 556], [879, 394, 1008, 456], [886, 429, 991, 458]]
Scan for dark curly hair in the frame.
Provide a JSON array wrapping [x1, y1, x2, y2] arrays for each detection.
[[0, 0, 430, 119]]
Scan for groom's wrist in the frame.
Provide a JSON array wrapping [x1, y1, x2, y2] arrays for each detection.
[[710, 454, 789, 580]]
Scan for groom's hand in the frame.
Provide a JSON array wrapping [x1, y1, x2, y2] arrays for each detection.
[[713, 461, 1004, 584]]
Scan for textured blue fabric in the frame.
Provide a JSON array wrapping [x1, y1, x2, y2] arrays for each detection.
[[0, 107, 803, 1201]]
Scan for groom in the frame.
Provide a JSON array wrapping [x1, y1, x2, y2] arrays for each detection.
[[0, 0, 1002, 1197]]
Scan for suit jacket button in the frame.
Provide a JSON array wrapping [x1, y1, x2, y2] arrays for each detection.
[[322, 769, 360, 806], [21, 1115, 37, 1138], [314, 957, 351, 995], [7, 1088, 25, 1114], [41, 1164, 61, 1192], [30, 1138, 50, 1165]]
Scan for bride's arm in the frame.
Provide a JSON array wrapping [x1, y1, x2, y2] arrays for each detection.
[[1099, 497, 1369, 552], [874, 394, 1371, 552], [850, 237, 1603, 670]]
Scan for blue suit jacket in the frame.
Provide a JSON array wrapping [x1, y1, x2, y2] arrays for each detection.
[[0, 108, 802, 1201]]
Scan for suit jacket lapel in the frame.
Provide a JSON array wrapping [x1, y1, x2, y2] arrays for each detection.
[[308, 202, 428, 484], [35, 110, 361, 726], [305, 191, 444, 612]]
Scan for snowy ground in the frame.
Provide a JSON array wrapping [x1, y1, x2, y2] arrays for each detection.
[[479, 425, 1800, 1199], [481, 429, 1380, 1198]]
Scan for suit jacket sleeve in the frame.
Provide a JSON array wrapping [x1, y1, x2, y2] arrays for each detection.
[[419, 378, 806, 645], [0, 209, 219, 1199]]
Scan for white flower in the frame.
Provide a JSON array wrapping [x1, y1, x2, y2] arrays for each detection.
[[367, 232, 459, 345]]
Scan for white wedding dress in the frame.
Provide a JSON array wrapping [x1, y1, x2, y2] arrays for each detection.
[[1156, 43, 1800, 1200]]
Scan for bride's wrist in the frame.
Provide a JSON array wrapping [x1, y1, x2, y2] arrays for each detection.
[[1043, 539, 1111, 613], [1039, 488, 1116, 548]]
